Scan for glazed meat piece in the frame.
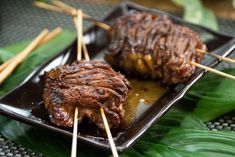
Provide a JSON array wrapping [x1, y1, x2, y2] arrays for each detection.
[[106, 12, 207, 85], [43, 60, 130, 129]]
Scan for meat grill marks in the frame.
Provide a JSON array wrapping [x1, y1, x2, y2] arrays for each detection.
[[43, 60, 130, 129], [106, 12, 207, 85]]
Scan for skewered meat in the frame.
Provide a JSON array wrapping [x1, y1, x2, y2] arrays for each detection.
[[106, 12, 207, 85], [43, 60, 130, 129]]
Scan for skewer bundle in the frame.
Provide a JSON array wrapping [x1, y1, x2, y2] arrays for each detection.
[[0, 27, 62, 84]]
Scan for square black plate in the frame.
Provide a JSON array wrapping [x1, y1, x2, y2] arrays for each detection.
[[0, 2, 235, 152]]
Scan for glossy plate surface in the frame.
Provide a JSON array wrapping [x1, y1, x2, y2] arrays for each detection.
[[0, 2, 235, 152]]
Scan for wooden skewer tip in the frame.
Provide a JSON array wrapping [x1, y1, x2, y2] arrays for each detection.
[[50, 0, 77, 16], [196, 48, 235, 65], [0, 27, 61, 76], [0, 60, 12, 72], [71, 107, 79, 157], [34, 1, 111, 31], [74, 9, 83, 61], [82, 42, 90, 61], [100, 108, 119, 157], [0, 29, 49, 84], [34, 1, 73, 16], [39, 27, 62, 47], [190, 61, 235, 81]]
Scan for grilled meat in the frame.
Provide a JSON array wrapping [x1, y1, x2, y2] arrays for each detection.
[[106, 12, 207, 85], [43, 60, 130, 129]]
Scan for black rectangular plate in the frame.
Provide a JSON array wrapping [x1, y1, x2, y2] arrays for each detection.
[[0, 1, 235, 152]]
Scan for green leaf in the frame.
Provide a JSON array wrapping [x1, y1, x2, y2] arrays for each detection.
[[0, 107, 207, 157], [171, 0, 218, 30], [171, 0, 184, 6], [0, 119, 71, 157], [161, 129, 235, 157], [0, 115, 109, 157], [126, 110, 235, 157], [186, 69, 235, 122], [0, 30, 75, 95], [1, 105, 235, 157], [0, 48, 14, 63], [36, 0, 49, 2], [131, 143, 207, 157], [180, 113, 207, 129]]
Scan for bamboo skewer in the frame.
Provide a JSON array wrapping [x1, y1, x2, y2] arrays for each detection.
[[49, 0, 109, 28], [190, 61, 235, 80], [39, 27, 62, 46], [0, 60, 11, 72], [50, 0, 76, 15], [100, 108, 119, 157], [71, 107, 79, 157], [0, 29, 49, 84], [82, 37, 119, 157], [196, 48, 235, 64], [33, 1, 111, 31], [34, 1, 74, 16], [76, 10, 83, 61], [82, 42, 90, 61], [73, 9, 119, 157], [70, 9, 83, 157], [72, 9, 89, 61], [0, 27, 62, 75]]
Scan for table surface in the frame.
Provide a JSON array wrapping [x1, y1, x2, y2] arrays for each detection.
[[1, 0, 235, 156]]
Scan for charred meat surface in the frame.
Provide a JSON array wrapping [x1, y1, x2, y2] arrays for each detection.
[[43, 60, 130, 129], [106, 12, 207, 85]]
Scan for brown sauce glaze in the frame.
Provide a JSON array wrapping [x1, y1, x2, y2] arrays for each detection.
[[122, 78, 167, 127]]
